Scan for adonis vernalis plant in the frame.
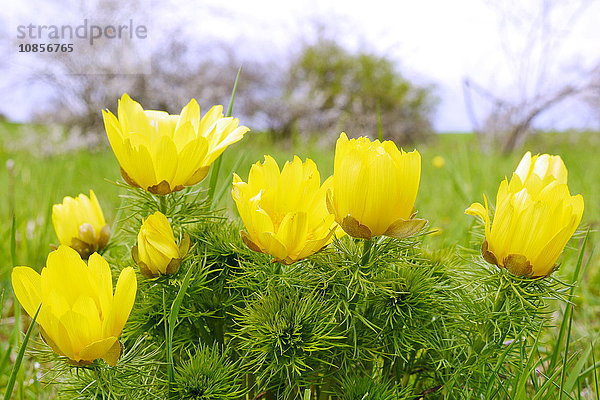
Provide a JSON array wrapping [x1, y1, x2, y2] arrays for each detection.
[[102, 93, 249, 195], [7, 91, 592, 400], [328, 132, 426, 239], [232, 155, 338, 264], [52, 190, 110, 259], [132, 211, 191, 277], [11, 246, 136, 366], [466, 151, 584, 277]]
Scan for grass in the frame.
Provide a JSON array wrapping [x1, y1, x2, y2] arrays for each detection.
[[0, 126, 598, 398]]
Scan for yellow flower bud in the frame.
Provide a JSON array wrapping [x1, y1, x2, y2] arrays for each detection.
[[132, 212, 190, 278], [327, 132, 426, 239], [102, 93, 250, 195], [466, 152, 584, 277], [52, 190, 110, 259], [232, 156, 338, 264], [11, 246, 137, 366]]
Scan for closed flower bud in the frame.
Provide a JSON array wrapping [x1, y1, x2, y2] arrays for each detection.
[[102, 94, 249, 195], [466, 152, 584, 277], [11, 246, 137, 366], [52, 190, 110, 259], [232, 156, 338, 264], [327, 132, 426, 239], [132, 212, 190, 278]]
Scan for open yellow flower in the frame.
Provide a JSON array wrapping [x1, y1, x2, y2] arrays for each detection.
[[102, 93, 250, 195], [132, 212, 190, 278], [466, 152, 584, 277], [232, 156, 338, 264], [11, 246, 137, 365], [52, 190, 110, 259], [327, 132, 426, 239]]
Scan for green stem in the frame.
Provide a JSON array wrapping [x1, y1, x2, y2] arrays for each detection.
[[473, 280, 508, 354], [207, 156, 223, 207], [211, 316, 225, 347], [162, 288, 174, 395], [492, 289, 506, 315], [360, 238, 373, 266], [246, 374, 255, 400], [158, 195, 168, 214]]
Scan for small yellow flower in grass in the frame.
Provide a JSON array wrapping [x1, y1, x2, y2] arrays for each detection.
[[232, 156, 338, 264], [52, 190, 110, 259], [11, 246, 137, 366], [102, 94, 250, 195], [466, 152, 584, 277], [432, 155, 446, 168], [327, 132, 426, 239], [132, 212, 190, 278]]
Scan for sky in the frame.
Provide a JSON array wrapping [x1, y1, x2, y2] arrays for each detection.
[[2, 0, 599, 131]]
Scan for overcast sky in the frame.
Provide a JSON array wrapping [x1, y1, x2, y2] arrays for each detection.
[[2, 0, 599, 131]]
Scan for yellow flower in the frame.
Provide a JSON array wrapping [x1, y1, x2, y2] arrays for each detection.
[[466, 152, 584, 277], [513, 151, 568, 185], [11, 246, 137, 366], [132, 212, 190, 278], [52, 190, 110, 259], [232, 156, 338, 264], [432, 155, 446, 168], [102, 94, 249, 195], [327, 132, 426, 239]]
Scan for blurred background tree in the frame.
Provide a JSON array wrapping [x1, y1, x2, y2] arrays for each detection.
[[1, 2, 437, 147], [264, 40, 437, 144], [1, 0, 598, 152], [464, 0, 598, 153]]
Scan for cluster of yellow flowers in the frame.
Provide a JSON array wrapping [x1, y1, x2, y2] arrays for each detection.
[[232, 133, 425, 264], [11, 94, 584, 367], [12, 94, 247, 366]]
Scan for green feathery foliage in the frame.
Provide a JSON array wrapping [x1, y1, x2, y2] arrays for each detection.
[[336, 375, 409, 400], [234, 288, 345, 396], [171, 345, 244, 400]]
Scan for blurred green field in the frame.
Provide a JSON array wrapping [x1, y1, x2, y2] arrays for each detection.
[[1, 129, 597, 268], [0, 126, 599, 397]]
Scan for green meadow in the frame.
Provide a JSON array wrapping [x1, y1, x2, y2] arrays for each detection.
[[0, 126, 598, 398]]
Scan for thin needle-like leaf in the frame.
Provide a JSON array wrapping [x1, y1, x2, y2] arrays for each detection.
[[208, 67, 242, 207], [4, 305, 40, 400]]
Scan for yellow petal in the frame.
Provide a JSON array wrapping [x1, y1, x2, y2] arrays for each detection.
[[46, 316, 76, 361], [87, 253, 113, 319], [11, 267, 42, 318], [79, 337, 118, 363], [117, 93, 152, 139], [204, 125, 250, 165], [199, 105, 224, 135], [152, 136, 179, 187], [105, 267, 136, 337], [176, 98, 200, 133], [258, 232, 288, 261], [275, 212, 309, 259], [102, 109, 128, 165], [173, 135, 209, 185], [88, 190, 107, 228]]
